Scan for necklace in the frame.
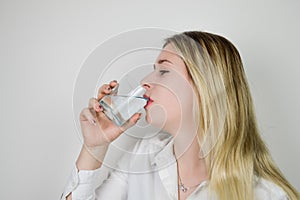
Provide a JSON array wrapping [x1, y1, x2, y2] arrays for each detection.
[[176, 159, 202, 193]]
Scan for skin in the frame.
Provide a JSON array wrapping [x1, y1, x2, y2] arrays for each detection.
[[142, 44, 208, 199], [67, 44, 208, 200]]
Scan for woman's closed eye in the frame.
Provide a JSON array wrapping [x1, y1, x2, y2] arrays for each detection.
[[159, 69, 169, 75]]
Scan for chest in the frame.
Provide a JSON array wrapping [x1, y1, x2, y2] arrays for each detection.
[[126, 172, 209, 200]]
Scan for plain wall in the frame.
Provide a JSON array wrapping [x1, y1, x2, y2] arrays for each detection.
[[0, 0, 299, 199]]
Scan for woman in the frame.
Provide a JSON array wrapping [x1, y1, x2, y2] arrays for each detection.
[[61, 31, 299, 200]]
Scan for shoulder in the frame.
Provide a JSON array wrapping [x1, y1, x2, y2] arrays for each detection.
[[254, 176, 288, 200]]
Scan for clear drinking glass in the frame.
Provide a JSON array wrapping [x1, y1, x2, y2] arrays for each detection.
[[99, 84, 148, 126]]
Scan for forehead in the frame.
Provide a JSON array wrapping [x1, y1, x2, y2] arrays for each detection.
[[155, 43, 190, 78], [155, 43, 182, 62]]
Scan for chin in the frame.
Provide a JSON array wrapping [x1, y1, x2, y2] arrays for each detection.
[[145, 113, 152, 124], [145, 111, 167, 131]]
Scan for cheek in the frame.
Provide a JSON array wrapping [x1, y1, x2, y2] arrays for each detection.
[[159, 72, 194, 106], [161, 93, 181, 120], [145, 73, 195, 127]]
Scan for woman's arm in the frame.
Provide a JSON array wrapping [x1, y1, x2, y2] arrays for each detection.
[[63, 80, 141, 200], [65, 144, 108, 200], [76, 144, 108, 171]]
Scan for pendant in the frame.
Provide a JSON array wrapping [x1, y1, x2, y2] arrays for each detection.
[[179, 183, 188, 193]]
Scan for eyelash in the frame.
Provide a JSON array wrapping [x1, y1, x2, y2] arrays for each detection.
[[159, 70, 169, 75]]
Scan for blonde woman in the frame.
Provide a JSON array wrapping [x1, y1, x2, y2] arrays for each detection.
[[61, 31, 299, 200]]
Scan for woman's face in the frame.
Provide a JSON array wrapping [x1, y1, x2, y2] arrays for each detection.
[[141, 43, 196, 134]]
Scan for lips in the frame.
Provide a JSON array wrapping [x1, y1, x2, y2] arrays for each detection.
[[143, 94, 154, 109]]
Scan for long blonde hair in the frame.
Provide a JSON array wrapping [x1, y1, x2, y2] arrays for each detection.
[[165, 31, 299, 200]]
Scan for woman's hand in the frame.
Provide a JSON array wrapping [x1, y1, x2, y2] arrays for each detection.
[[79, 80, 142, 148]]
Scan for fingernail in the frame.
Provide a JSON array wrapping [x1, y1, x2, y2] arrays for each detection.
[[90, 119, 97, 126], [137, 113, 142, 119]]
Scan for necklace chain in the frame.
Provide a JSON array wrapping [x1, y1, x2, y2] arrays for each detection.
[[177, 168, 202, 193], [173, 145, 203, 193], [176, 158, 202, 193]]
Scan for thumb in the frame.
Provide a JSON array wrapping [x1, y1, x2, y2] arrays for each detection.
[[119, 113, 142, 132]]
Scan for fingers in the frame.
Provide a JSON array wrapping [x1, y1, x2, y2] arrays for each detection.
[[97, 80, 118, 100], [109, 80, 118, 88], [119, 113, 142, 132], [80, 108, 97, 126], [88, 98, 103, 112]]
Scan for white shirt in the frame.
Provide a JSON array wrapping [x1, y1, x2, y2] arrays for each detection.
[[61, 132, 288, 200]]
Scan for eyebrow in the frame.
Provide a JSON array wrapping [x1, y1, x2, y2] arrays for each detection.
[[153, 59, 172, 69]]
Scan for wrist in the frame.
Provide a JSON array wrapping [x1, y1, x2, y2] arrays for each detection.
[[76, 144, 109, 170]]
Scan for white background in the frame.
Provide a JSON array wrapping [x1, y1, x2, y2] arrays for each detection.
[[0, 0, 299, 199]]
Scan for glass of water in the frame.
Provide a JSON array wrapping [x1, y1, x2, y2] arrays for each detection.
[[99, 84, 149, 126]]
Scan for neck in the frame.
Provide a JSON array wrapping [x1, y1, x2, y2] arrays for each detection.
[[174, 137, 206, 172], [170, 121, 208, 182]]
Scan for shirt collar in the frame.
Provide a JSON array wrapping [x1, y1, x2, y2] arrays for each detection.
[[149, 132, 175, 167]]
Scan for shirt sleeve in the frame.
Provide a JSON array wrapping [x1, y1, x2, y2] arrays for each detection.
[[60, 138, 147, 200], [60, 164, 110, 200], [60, 154, 131, 200]]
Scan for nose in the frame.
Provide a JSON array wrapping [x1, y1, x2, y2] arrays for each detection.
[[141, 81, 151, 91], [142, 83, 151, 92], [141, 75, 152, 91]]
